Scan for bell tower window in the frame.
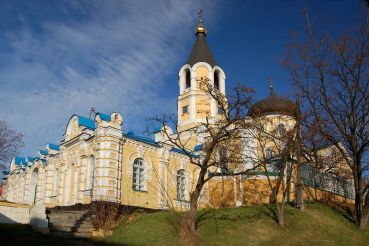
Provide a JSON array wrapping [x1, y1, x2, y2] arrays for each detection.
[[185, 69, 191, 89], [214, 71, 220, 90]]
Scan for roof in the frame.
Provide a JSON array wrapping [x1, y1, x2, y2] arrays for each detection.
[[170, 147, 199, 158], [194, 143, 203, 151], [97, 112, 111, 122], [124, 132, 160, 147], [47, 143, 60, 151], [15, 156, 27, 166], [39, 149, 49, 156], [248, 87, 299, 118], [77, 115, 96, 130], [187, 21, 216, 67], [26, 157, 36, 162]]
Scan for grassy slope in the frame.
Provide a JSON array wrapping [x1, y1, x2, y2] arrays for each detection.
[[0, 202, 367, 246], [103, 202, 369, 246]]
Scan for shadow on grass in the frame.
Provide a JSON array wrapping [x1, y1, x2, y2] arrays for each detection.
[[0, 224, 130, 246], [195, 206, 272, 234], [308, 199, 356, 224]]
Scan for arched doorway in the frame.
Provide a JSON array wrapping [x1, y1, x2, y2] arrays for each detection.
[[29, 168, 39, 205]]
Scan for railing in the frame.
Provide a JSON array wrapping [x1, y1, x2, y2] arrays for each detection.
[[300, 164, 355, 199]]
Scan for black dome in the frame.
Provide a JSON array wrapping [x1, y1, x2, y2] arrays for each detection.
[[248, 88, 299, 118]]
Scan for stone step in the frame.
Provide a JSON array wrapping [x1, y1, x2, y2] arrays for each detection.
[[48, 213, 87, 219], [46, 206, 95, 238], [47, 210, 88, 215], [47, 217, 84, 223], [49, 221, 93, 228], [49, 230, 92, 238]]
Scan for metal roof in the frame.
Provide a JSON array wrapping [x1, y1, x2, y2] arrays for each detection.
[[47, 143, 60, 151], [77, 115, 96, 130], [124, 132, 160, 147], [187, 32, 216, 67], [97, 112, 111, 122]]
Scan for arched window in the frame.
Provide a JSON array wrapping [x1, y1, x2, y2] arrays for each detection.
[[185, 69, 191, 89], [216, 147, 229, 174], [214, 71, 220, 90], [265, 147, 274, 159], [276, 124, 287, 136], [176, 169, 186, 200], [132, 158, 145, 191]]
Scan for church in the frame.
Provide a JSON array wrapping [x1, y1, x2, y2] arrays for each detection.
[[2, 18, 345, 214]]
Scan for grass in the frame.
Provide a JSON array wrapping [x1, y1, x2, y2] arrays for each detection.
[[1, 202, 368, 246]]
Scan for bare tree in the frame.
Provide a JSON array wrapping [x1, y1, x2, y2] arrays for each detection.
[[285, 8, 369, 228], [150, 78, 260, 236], [248, 103, 301, 227], [0, 121, 24, 170]]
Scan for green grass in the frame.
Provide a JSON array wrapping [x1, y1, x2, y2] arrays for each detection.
[[103, 202, 369, 246], [1, 202, 368, 246]]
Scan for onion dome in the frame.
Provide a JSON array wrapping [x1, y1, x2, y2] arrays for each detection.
[[187, 18, 216, 67], [248, 83, 300, 118]]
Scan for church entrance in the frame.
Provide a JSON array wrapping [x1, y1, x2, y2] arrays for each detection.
[[29, 168, 38, 205]]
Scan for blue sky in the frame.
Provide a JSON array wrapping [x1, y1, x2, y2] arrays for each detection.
[[0, 0, 364, 158]]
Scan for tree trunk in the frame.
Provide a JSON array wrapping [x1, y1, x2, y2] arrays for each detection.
[[354, 173, 363, 227], [359, 191, 369, 229], [278, 202, 285, 227], [187, 192, 200, 232], [186, 168, 207, 232], [296, 164, 304, 210]]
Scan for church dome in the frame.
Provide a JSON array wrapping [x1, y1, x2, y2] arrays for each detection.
[[248, 85, 299, 118]]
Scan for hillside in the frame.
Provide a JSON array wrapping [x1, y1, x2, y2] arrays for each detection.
[[103, 202, 368, 246], [0, 202, 368, 246]]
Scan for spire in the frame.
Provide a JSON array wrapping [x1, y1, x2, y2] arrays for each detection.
[[187, 10, 216, 67], [268, 77, 276, 96]]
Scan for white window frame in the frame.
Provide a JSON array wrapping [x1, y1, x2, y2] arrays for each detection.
[[132, 158, 145, 191], [176, 169, 186, 201]]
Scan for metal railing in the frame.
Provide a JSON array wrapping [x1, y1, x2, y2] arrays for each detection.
[[300, 164, 355, 199]]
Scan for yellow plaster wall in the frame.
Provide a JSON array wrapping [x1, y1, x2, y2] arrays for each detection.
[[120, 141, 200, 210]]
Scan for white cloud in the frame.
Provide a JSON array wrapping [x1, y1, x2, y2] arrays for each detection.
[[0, 0, 220, 156]]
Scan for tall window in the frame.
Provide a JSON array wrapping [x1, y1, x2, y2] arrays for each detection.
[[214, 71, 220, 90], [132, 158, 145, 191], [185, 69, 191, 89], [276, 123, 287, 136], [216, 147, 229, 174], [176, 169, 186, 200], [265, 147, 274, 159], [182, 105, 189, 114], [88, 156, 95, 190]]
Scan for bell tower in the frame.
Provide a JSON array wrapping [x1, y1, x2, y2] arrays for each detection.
[[177, 16, 226, 132]]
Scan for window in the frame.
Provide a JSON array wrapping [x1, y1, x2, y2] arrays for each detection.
[[185, 69, 191, 89], [53, 169, 60, 196], [214, 71, 220, 90], [217, 106, 224, 115], [216, 147, 229, 174], [176, 169, 186, 200], [132, 158, 145, 191], [182, 105, 189, 114], [265, 147, 274, 159], [276, 124, 287, 136]]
